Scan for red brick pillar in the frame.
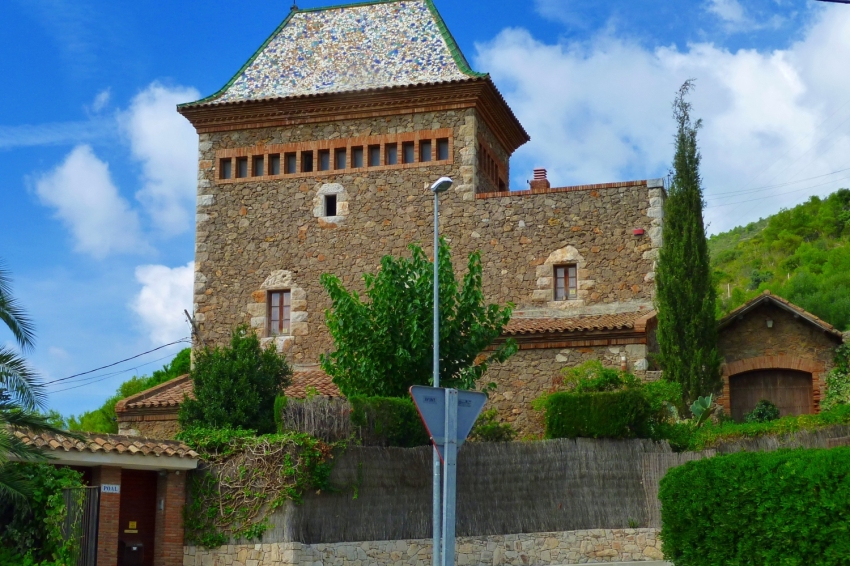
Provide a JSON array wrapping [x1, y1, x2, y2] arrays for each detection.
[[154, 470, 187, 566], [92, 466, 121, 566]]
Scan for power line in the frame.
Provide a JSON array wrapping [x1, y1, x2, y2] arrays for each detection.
[[48, 353, 179, 394], [707, 174, 850, 209], [706, 166, 850, 199], [43, 338, 191, 386]]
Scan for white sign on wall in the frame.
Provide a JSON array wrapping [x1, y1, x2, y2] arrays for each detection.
[[101, 484, 120, 494]]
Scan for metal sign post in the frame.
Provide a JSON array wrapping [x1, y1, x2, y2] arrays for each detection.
[[410, 386, 487, 566]]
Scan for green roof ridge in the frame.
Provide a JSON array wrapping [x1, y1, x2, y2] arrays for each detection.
[[179, 0, 485, 108], [179, 9, 298, 108], [424, 0, 487, 79]]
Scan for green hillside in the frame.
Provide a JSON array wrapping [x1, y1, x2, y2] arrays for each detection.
[[709, 188, 850, 330]]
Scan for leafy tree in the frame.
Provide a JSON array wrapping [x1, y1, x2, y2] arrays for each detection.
[[655, 81, 722, 404], [320, 239, 517, 397], [0, 262, 73, 504], [67, 348, 191, 433], [179, 328, 291, 434]]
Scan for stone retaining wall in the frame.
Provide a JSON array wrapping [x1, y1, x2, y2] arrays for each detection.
[[184, 528, 663, 565]]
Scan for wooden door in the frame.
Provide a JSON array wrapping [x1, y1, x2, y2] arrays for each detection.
[[730, 369, 813, 422], [118, 470, 157, 566]]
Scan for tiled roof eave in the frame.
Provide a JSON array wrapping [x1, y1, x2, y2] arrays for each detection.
[[718, 291, 842, 339]]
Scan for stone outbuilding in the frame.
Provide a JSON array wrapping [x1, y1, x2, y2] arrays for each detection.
[[716, 291, 843, 421]]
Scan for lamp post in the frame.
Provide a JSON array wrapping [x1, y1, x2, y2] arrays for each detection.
[[429, 176, 452, 566]]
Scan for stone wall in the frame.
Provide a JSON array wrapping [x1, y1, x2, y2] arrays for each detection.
[[118, 417, 180, 440], [484, 343, 649, 438], [193, 107, 661, 366], [183, 528, 664, 566]]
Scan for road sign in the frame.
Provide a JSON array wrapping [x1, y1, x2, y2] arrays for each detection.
[[410, 386, 487, 566], [409, 385, 487, 458]]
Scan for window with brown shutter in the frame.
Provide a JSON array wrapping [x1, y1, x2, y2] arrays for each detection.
[[267, 290, 291, 336], [554, 265, 577, 300]]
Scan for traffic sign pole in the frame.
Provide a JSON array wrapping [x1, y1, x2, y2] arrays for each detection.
[[441, 389, 458, 566]]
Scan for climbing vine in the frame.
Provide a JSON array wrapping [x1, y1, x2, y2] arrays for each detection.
[[177, 427, 341, 548]]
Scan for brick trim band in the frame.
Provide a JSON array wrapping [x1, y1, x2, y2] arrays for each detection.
[[718, 355, 824, 415], [475, 180, 650, 199]]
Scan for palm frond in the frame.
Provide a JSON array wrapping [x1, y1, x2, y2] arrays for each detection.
[[0, 262, 35, 351], [0, 347, 44, 410], [0, 462, 33, 506]]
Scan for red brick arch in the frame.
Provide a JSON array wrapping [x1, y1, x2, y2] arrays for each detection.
[[719, 355, 824, 416]]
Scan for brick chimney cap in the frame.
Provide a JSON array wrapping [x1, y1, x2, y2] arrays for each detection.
[[533, 168, 548, 180]]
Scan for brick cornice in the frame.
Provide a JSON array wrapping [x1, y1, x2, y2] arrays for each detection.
[[177, 78, 530, 155], [491, 329, 648, 350], [721, 355, 825, 377]]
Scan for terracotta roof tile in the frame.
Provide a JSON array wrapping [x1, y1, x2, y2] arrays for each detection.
[[284, 369, 340, 398], [14, 430, 198, 459], [719, 290, 843, 338], [503, 311, 655, 336]]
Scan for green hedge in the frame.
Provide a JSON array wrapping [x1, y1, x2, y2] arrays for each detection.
[[659, 447, 850, 565], [544, 389, 650, 439], [349, 396, 430, 447]]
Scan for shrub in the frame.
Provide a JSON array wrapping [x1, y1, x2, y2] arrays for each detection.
[[544, 389, 651, 439], [745, 399, 780, 423], [823, 343, 850, 411], [468, 409, 516, 442], [0, 464, 85, 564], [563, 360, 640, 393], [659, 447, 850, 565], [349, 396, 429, 447], [179, 328, 292, 434]]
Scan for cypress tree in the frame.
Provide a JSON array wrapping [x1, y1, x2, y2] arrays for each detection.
[[656, 80, 721, 404]]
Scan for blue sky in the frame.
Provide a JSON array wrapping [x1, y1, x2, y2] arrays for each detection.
[[2, 0, 849, 417]]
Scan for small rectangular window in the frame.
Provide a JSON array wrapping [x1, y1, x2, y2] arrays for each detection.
[[302, 151, 314, 173], [368, 145, 381, 167], [268, 290, 291, 336], [325, 194, 337, 217], [420, 140, 432, 163], [318, 150, 331, 171], [437, 138, 449, 161], [252, 156, 264, 177], [220, 158, 232, 180], [236, 157, 248, 178], [335, 148, 347, 170], [284, 152, 297, 174], [268, 154, 281, 175], [554, 265, 578, 301], [402, 142, 415, 164], [385, 144, 398, 165], [351, 146, 364, 168]]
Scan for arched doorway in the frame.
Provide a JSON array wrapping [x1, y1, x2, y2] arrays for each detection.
[[729, 369, 813, 422]]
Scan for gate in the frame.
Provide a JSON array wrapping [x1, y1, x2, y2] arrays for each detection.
[[730, 369, 814, 421], [62, 486, 99, 566]]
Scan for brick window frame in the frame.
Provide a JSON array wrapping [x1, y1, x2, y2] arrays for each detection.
[[214, 128, 453, 184], [476, 135, 508, 193], [267, 290, 291, 336], [554, 264, 578, 301]]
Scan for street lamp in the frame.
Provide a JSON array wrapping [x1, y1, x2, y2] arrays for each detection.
[[429, 175, 452, 566]]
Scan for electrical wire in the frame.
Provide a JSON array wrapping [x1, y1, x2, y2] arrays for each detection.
[[48, 353, 179, 394], [43, 338, 190, 386], [707, 174, 850, 208], [706, 166, 850, 199]]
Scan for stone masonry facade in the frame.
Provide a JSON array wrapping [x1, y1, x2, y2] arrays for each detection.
[[184, 528, 665, 565], [192, 109, 662, 366]]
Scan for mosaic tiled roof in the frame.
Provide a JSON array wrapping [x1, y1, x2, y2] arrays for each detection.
[[115, 370, 340, 417], [185, 0, 483, 106], [719, 290, 843, 338], [504, 311, 656, 336], [15, 430, 198, 459]]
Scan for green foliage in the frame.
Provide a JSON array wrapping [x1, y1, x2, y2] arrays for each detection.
[[744, 399, 780, 423], [67, 347, 191, 433], [659, 447, 850, 565], [689, 394, 715, 427], [684, 404, 850, 451], [711, 189, 850, 329], [177, 427, 336, 547], [179, 329, 291, 434], [468, 409, 516, 442], [823, 343, 850, 411], [320, 238, 517, 397], [563, 360, 640, 392], [0, 464, 85, 564], [543, 389, 651, 439], [348, 396, 429, 447], [655, 81, 722, 404]]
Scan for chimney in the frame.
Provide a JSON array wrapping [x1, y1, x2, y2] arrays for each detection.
[[530, 168, 550, 191]]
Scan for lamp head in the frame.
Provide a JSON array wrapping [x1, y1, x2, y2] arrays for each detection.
[[430, 176, 453, 193]]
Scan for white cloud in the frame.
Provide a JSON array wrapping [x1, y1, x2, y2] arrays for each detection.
[[34, 145, 147, 258], [90, 89, 111, 113], [130, 261, 194, 345], [0, 119, 114, 150], [707, 0, 747, 24], [120, 83, 200, 236], [475, 5, 850, 233]]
